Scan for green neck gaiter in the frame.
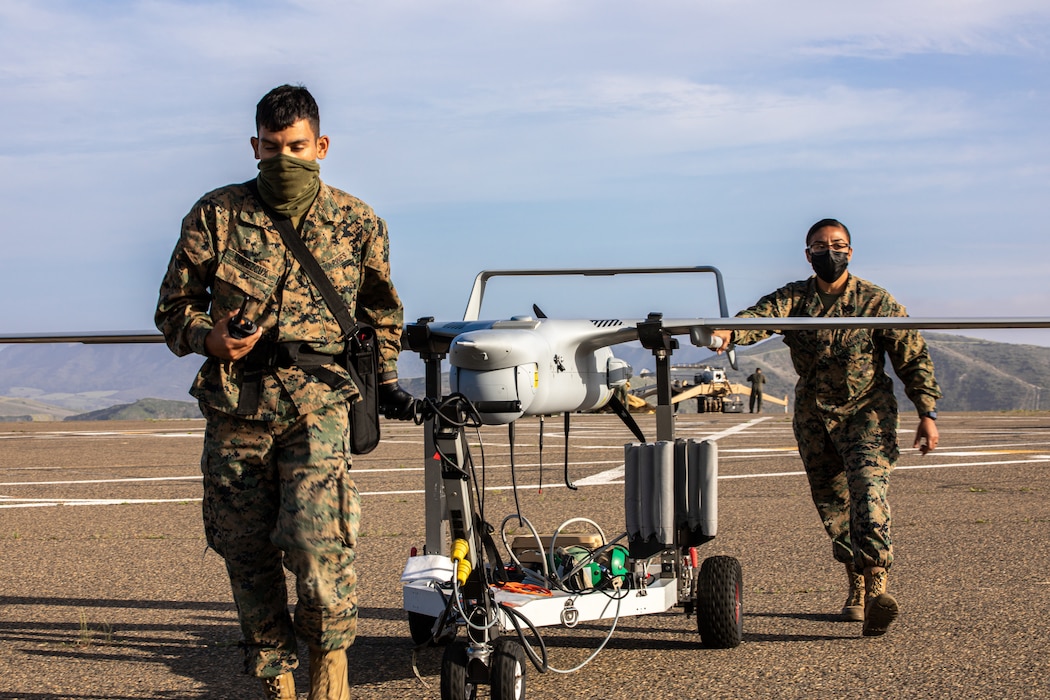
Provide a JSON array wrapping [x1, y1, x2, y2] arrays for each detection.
[[256, 154, 321, 220]]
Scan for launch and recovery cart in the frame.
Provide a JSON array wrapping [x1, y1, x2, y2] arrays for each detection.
[[400, 268, 744, 700]]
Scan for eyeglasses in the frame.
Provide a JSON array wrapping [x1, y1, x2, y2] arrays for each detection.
[[807, 241, 850, 253]]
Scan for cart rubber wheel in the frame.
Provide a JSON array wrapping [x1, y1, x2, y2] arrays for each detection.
[[696, 555, 743, 648], [408, 611, 437, 646], [440, 642, 478, 700], [490, 638, 527, 700]]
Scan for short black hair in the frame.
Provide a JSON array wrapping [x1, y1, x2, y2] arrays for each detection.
[[806, 218, 851, 245], [256, 84, 320, 137]]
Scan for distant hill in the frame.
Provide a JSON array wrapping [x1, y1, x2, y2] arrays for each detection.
[[0, 395, 79, 422], [0, 343, 201, 412], [0, 343, 425, 420], [2, 332, 1048, 420], [921, 333, 1050, 411], [66, 398, 203, 421], [665, 332, 1050, 413]]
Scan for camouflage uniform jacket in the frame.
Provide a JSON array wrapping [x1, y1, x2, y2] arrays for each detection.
[[731, 274, 940, 420], [155, 180, 404, 421]]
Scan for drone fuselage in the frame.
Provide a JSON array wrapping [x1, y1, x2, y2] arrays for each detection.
[[443, 317, 633, 424]]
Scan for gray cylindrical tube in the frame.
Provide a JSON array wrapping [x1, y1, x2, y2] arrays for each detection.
[[638, 443, 654, 540], [698, 438, 718, 537], [655, 441, 675, 546], [687, 439, 702, 531], [674, 439, 689, 528], [624, 443, 641, 539]]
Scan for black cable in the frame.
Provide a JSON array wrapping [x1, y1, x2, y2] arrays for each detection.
[[499, 602, 549, 674], [429, 393, 627, 673], [467, 424, 485, 524]]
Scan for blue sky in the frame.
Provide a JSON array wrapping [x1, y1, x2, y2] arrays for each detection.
[[2, 0, 1049, 345]]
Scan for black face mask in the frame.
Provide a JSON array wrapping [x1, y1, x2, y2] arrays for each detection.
[[810, 250, 849, 283]]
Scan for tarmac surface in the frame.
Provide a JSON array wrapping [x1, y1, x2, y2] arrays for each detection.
[[1, 410, 1048, 699]]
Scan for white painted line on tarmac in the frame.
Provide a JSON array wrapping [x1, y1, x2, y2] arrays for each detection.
[[0, 476, 202, 487], [354, 459, 625, 473], [931, 450, 1044, 456], [499, 452, 1050, 489], [0, 497, 201, 508], [0, 459, 621, 492], [574, 467, 625, 486], [625, 455, 1050, 483], [366, 481, 587, 497], [895, 457, 1050, 472], [720, 447, 798, 453], [945, 442, 1050, 451], [0, 430, 203, 440], [701, 417, 773, 441], [4, 451, 1047, 508], [572, 417, 773, 486]]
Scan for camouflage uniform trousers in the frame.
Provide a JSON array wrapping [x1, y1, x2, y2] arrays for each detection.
[[201, 401, 360, 678], [793, 403, 898, 572]]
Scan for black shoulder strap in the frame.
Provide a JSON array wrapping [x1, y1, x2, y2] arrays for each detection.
[[245, 179, 357, 339]]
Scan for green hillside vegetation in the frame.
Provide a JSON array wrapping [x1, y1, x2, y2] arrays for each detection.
[[66, 398, 202, 421]]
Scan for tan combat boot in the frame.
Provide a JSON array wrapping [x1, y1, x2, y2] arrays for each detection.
[[862, 567, 899, 637], [841, 563, 865, 622], [308, 647, 351, 700], [261, 671, 296, 700]]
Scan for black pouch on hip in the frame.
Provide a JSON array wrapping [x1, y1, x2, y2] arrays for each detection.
[[341, 324, 381, 455]]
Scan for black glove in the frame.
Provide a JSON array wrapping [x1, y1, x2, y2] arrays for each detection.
[[378, 382, 417, 421]]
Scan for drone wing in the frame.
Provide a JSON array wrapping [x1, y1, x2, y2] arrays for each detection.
[[7, 316, 1050, 348], [660, 317, 1050, 333], [0, 331, 165, 344]]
